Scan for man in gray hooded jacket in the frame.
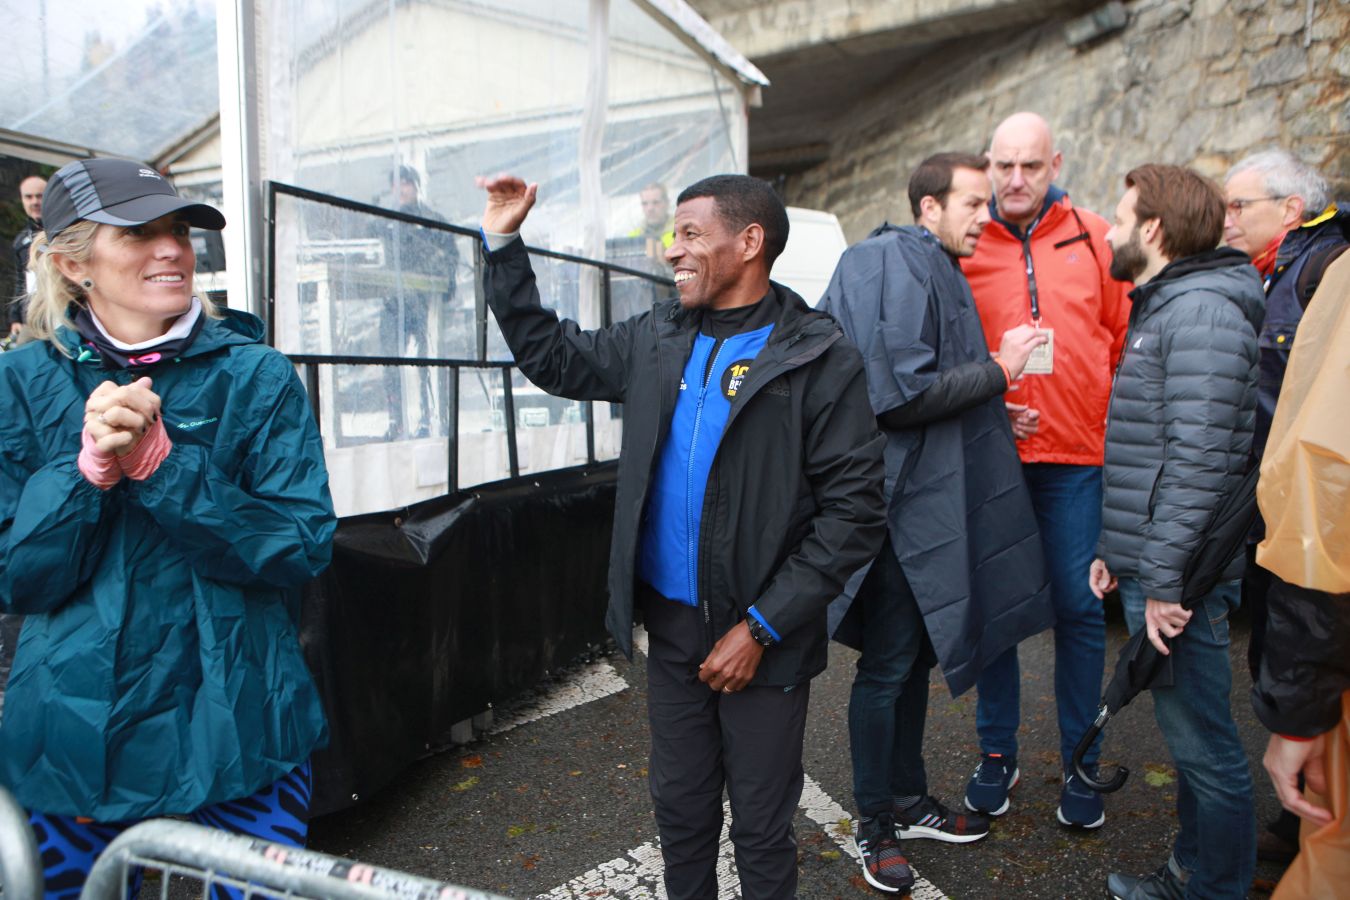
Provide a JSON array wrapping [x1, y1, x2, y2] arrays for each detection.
[[1090, 164, 1262, 900]]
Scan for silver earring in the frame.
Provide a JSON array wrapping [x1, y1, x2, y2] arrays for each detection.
[[81, 279, 94, 290]]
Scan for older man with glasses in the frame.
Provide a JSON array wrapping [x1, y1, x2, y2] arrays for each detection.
[[1223, 148, 1349, 866]]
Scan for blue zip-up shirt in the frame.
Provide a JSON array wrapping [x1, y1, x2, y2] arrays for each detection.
[[639, 314, 775, 622]]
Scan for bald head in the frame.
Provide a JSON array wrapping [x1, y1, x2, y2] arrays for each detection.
[[987, 112, 1062, 227], [19, 175, 46, 222]]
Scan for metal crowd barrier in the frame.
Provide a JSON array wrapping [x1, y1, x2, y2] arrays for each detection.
[[80, 820, 511, 900], [0, 785, 41, 898]]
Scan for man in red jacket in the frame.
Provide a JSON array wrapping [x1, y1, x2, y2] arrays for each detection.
[[959, 112, 1132, 829]]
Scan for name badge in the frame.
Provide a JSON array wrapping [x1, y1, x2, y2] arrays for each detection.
[[1023, 328, 1054, 375]]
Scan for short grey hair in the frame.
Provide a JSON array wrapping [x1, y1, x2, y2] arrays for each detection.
[[1226, 149, 1330, 221]]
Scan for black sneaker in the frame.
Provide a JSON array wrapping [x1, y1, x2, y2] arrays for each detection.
[[894, 795, 989, 844], [853, 813, 915, 894], [1106, 856, 1189, 900], [964, 753, 1019, 815], [1056, 770, 1106, 829]]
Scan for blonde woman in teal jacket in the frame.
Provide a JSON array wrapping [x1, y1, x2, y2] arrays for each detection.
[[0, 158, 335, 899]]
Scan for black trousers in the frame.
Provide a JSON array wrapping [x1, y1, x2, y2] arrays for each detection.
[[643, 592, 810, 900]]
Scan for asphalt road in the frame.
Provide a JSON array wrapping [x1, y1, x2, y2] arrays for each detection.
[[308, 601, 1291, 899]]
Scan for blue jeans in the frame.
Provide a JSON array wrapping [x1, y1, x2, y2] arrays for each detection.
[[976, 463, 1106, 769], [848, 546, 933, 817], [1117, 577, 1255, 899]]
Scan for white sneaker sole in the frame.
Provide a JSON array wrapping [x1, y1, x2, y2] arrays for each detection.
[[851, 835, 910, 894], [1056, 805, 1106, 829], [964, 767, 1019, 816], [896, 823, 988, 844]]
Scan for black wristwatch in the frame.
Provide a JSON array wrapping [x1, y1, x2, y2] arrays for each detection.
[[746, 615, 776, 648]]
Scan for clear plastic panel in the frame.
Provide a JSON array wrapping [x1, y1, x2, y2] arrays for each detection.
[[459, 366, 512, 489], [602, 0, 743, 272], [271, 191, 475, 362], [511, 367, 588, 475], [0, 0, 218, 160], [261, 0, 745, 254], [264, 0, 591, 245], [485, 248, 597, 358]]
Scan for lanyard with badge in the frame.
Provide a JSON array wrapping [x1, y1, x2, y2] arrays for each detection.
[[1020, 218, 1054, 375]]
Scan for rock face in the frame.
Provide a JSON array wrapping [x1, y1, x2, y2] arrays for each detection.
[[707, 0, 1350, 241]]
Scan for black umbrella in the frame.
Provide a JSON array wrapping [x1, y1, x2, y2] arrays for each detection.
[[1073, 463, 1260, 792]]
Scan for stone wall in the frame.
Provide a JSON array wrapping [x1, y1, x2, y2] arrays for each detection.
[[780, 0, 1350, 242]]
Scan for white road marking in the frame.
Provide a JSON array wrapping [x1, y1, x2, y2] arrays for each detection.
[[487, 660, 630, 736], [800, 774, 949, 900], [537, 779, 949, 899], [502, 624, 950, 899], [535, 803, 737, 900]]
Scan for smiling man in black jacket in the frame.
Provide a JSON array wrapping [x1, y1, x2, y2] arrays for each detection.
[[477, 173, 886, 900]]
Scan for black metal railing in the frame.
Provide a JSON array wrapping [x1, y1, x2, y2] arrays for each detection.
[[264, 180, 673, 496]]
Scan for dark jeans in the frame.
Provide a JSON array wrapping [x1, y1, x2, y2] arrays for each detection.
[[976, 463, 1106, 769], [847, 547, 934, 817], [1241, 544, 1273, 682], [643, 592, 809, 900], [1117, 577, 1256, 899]]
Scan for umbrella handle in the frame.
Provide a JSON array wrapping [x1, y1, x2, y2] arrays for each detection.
[[1072, 705, 1130, 793]]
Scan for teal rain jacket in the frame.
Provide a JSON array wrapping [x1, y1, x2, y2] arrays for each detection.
[[0, 309, 334, 820]]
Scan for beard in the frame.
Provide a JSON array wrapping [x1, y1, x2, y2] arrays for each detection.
[[1109, 226, 1147, 282], [939, 229, 977, 258]]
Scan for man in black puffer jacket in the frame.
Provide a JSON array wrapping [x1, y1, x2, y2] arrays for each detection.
[[1090, 165, 1263, 900]]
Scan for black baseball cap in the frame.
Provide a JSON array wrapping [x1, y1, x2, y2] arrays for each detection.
[[42, 158, 226, 240]]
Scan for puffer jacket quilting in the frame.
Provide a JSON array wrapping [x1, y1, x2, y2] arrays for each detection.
[[1098, 250, 1264, 601]]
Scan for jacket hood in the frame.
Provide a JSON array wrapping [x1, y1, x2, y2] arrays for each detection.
[[1133, 247, 1265, 330], [56, 303, 266, 362]]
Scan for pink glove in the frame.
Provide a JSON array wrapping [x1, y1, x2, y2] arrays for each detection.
[[78, 427, 122, 490], [119, 416, 173, 481]]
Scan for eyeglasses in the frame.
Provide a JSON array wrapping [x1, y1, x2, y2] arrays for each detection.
[[1225, 195, 1287, 216]]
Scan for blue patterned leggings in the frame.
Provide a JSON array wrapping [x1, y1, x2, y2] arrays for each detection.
[[28, 761, 312, 900]]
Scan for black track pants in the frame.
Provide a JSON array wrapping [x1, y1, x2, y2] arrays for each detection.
[[643, 592, 809, 900]]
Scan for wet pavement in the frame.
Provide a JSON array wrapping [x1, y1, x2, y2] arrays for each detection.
[[308, 601, 1292, 899]]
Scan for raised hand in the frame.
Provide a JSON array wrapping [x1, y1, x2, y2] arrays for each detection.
[[476, 174, 539, 236]]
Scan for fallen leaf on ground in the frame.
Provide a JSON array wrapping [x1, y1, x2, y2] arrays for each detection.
[[1144, 763, 1175, 787]]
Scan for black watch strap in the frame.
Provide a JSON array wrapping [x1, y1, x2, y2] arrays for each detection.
[[747, 616, 776, 648]]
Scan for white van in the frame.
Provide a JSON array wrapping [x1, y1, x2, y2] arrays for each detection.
[[775, 207, 849, 308]]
